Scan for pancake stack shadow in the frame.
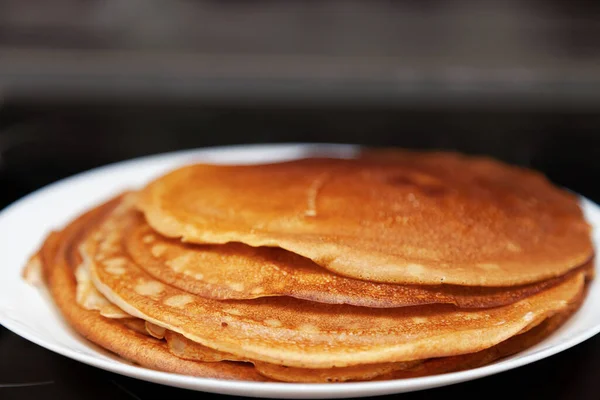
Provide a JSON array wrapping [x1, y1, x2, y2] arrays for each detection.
[[24, 150, 595, 382]]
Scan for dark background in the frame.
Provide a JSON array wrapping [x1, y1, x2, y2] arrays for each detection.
[[1, 1, 600, 399]]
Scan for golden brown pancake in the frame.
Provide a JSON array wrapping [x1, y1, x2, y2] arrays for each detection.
[[257, 280, 588, 383], [163, 330, 422, 382], [75, 259, 130, 318], [84, 198, 586, 369], [384, 289, 585, 380], [25, 194, 591, 383], [160, 301, 581, 383], [128, 211, 587, 308], [137, 155, 593, 286], [33, 197, 266, 381]]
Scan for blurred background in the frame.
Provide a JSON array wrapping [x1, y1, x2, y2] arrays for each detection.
[[1, 0, 600, 207]]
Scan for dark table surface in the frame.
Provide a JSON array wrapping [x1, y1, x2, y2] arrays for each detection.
[[1, 108, 600, 399]]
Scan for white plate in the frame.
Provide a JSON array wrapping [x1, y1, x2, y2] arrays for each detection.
[[0, 143, 599, 399]]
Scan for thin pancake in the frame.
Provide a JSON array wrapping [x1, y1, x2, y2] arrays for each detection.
[[164, 330, 422, 382], [128, 212, 587, 308], [259, 301, 582, 382], [137, 155, 593, 286], [161, 296, 582, 383], [34, 197, 265, 381], [384, 289, 584, 380], [85, 199, 586, 369], [75, 260, 130, 319]]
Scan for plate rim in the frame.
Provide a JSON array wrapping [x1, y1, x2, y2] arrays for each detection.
[[1, 143, 599, 399]]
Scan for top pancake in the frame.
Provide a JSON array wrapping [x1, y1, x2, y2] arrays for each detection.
[[137, 153, 593, 286], [126, 210, 586, 308]]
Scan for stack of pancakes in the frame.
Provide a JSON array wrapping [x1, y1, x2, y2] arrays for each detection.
[[24, 151, 594, 382]]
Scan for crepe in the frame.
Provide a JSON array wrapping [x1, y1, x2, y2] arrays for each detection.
[[84, 198, 586, 369], [128, 212, 586, 308], [164, 300, 580, 383], [137, 155, 593, 286], [383, 296, 583, 380]]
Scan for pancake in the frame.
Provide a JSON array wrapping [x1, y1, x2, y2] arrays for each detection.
[[386, 287, 585, 380], [84, 198, 586, 369], [164, 330, 422, 382], [128, 212, 586, 308], [137, 155, 593, 286], [75, 260, 130, 319], [31, 197, 266, 381], [160, 296, 582, 383]]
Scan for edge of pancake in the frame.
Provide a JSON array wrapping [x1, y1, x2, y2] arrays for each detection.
[[384, 285, 586, 380], [33, 197, 266, 382], [126, 211, 592, 309], [137, 158, 594, 287]]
